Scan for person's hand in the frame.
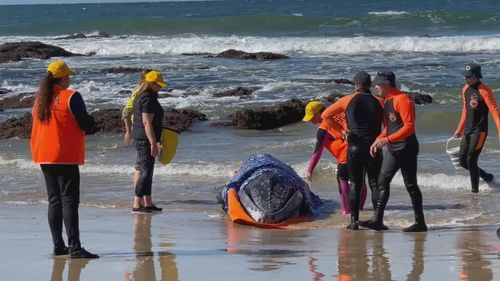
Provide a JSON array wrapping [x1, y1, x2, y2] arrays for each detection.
[[151, 143, 159, 157], [370, 138, 388, 158], [454, 132, 462, 138], [124, 131, 131, 145], [307, 171, 313, 182]]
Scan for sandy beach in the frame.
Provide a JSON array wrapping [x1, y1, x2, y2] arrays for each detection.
[[0, 203, 498, 281]]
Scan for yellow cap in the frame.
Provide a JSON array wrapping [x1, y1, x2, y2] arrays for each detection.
[[303, 101, 324, 122], [47, 60, 76, 79], [145, 70, 167, 88]]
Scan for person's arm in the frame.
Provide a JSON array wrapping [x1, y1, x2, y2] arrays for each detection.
[[479, 86, 500, 140], [140, 93, 160, 156], [307, 128, 330, 180], [454, 86, 467, 137], [387, 95, 416, 143], [123, 113, 132, 145], [321, 95, 351, 133], [69, 92, 95, 134]]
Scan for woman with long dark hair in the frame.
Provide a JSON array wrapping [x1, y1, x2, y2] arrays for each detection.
[[31, 60, 98, 258]]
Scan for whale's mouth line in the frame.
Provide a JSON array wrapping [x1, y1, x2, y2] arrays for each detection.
[[238, 187, 303, 224]]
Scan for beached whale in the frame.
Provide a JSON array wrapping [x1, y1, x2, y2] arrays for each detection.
[[220, 154, 322, 228]]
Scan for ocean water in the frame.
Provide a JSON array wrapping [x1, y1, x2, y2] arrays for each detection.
[[0, 0, 499, 229]]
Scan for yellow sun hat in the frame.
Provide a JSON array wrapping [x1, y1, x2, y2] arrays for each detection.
[[302, 101, 324, 122], [47, 60, 76, 79], [144, 70, 168, 88]]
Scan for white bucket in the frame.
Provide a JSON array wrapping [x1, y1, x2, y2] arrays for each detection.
[[446, 137, 462, 170]]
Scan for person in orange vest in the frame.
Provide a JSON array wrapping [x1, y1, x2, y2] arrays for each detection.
[[454, 63, 500, 193], [31, 60, 98, 258], [130, 70, 167, 213], [362, 71, 427, 232], [302, 101, 367, 215]]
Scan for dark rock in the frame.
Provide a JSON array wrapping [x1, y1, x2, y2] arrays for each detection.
[[325, 79, 354, 85], [87, 32, 110, 39], [182, 52, 212, 56], [0, 113, 32, 139], [213, 87, 254, 98], [322, 93, 345, 103], [90, 109, 123, 134], [406, 91, 433, 105], [216, 49, 289, 60], [0, 41, 81, 63], [117, 90, 132, 96], [102, 67, 144, 74], [55, 32, 110, 40], [164, 108, 208, 132], [0, 93, 35, 110], [0, 88, 12, 95], [230, 99, 305, 130], [55, 33, 87, 40]]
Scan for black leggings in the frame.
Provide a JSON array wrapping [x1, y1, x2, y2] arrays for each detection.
[[376, 142, 425, 225], [41, 164, 81, 249], [459, 131, 488, 192], [347, 143, 382, 221]]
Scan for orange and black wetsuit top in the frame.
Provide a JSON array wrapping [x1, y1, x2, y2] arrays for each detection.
[[321, 89, 384, 146], [455, 82, 500, 136], [378, 89, 417, 151]]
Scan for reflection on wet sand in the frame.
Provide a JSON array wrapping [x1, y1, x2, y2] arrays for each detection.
[[224, 221, 312, 272], [126, 214, 178, 281], [458, 229, 493, 281], [405, 233, 425, 281], [50, 258, 89, 281]]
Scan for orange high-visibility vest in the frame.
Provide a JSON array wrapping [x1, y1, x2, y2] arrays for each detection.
[[31, 87, 85, 164]]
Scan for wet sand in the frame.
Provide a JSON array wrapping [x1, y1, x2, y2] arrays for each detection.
[[0, 203, 498, 281]]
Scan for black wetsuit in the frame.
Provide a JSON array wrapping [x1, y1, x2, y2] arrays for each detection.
[[374, 91, 425, 229], [345, 89, 384, 223], [459, 82, 491, 192]]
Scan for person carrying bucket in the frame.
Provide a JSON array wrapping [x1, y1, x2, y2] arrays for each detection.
[[302, 101, 367, 215], [454, 63, 500, 193]]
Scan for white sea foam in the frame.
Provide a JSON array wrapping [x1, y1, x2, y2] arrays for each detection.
[[369, 11, 410, 16], [3, 35, 500, 56]]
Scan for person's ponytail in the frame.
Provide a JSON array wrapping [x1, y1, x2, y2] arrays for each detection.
[[36, 72, 57, 122]]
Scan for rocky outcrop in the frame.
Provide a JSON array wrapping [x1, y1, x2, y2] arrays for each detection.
[[325, 79, 354, 85], [0, 93, 35, 111], [213, 87, 254, 98], [215, 49, 289, 60], [55, 32, 110, 40], [164, 108, 208, 132], [230, 99, 305, 130], [0, 88, 12, 95], [0, 113, 32, 139], [0, 41, 81, 63], [101, 67, 144, 74], [0, 107, 208, 139], [406, 92, 433, 105]]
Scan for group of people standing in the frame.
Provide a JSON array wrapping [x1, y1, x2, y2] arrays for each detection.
[[304, 63, 500, 232], [29, 59, 499, 258]]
